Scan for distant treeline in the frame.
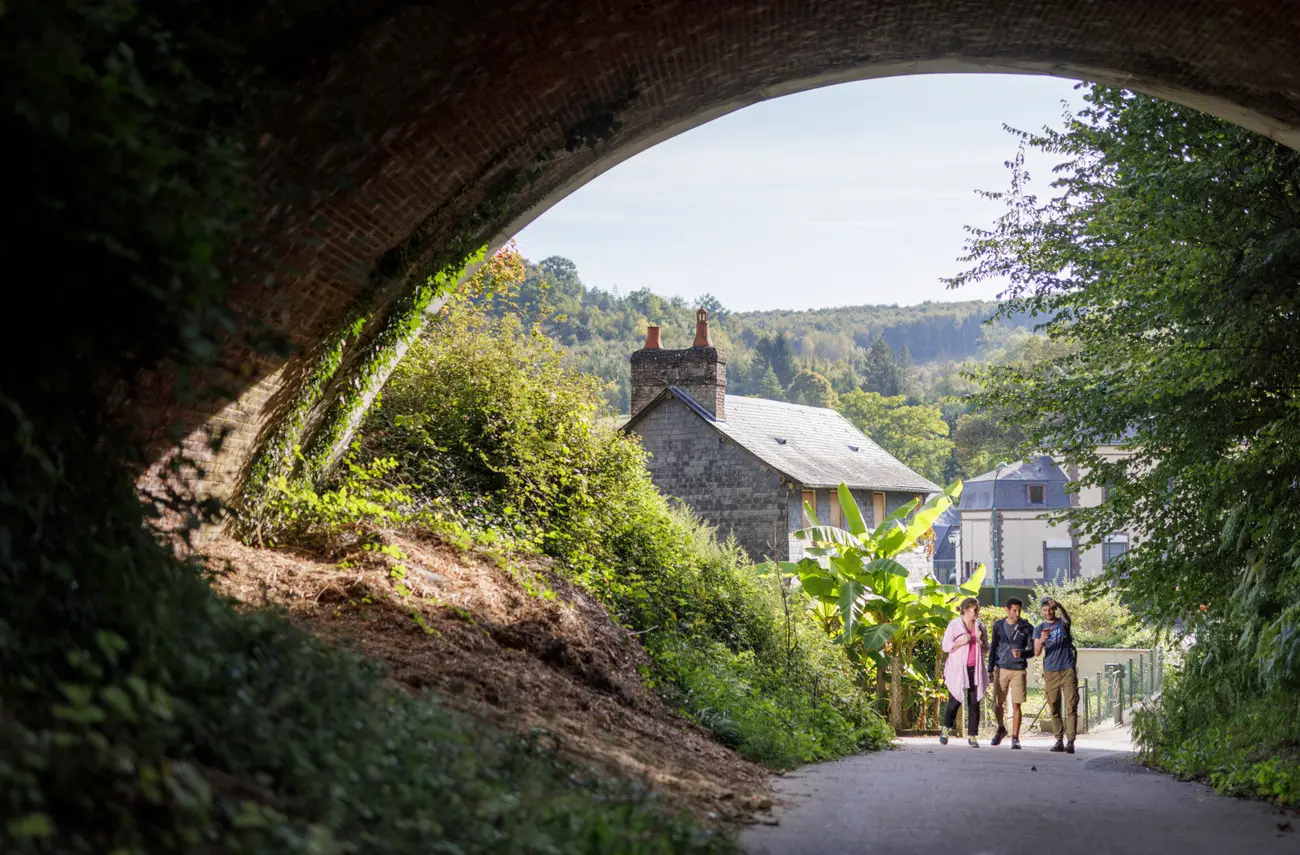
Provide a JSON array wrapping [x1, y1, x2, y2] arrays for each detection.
[[480, 255, 1036, 415]]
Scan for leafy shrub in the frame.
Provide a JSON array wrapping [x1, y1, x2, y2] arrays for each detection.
[[362, 305, 784, 653], [350, 304, 889, 766], [1031, 579, 1154, 649], [256, 455, 414, 547], [1135, 631, 1300, 807]]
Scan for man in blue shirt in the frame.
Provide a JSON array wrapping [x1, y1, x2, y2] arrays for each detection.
[[1034, 596, 1079, 753]]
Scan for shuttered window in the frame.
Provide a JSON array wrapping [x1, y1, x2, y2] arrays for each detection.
[[1044, 547, 1071, 580], [1103, 539, 1128, 565], [829, 493, 843, 529], [872, 492, 886, 527]]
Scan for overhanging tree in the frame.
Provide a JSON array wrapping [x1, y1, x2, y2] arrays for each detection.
[[949, 84, 1300, 798]]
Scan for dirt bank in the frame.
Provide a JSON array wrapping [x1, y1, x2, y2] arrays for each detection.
[[204, 531, 773, 823]]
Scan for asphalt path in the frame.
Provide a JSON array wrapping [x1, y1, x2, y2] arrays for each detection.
[[743, 731, 1298, 855]]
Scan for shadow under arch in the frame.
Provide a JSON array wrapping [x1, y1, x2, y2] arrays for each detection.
[[139, 0, 1300, 497]]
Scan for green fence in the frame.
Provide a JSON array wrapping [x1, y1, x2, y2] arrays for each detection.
[[1078, 648, 1163, 732]]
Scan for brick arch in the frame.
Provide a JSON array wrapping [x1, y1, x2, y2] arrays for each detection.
[[157, 0, 1300, 498]]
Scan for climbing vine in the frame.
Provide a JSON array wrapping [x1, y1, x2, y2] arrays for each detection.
[[298, 246, 490, 486]]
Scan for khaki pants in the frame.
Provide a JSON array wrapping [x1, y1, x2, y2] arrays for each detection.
[[1043, 668, 1079, 741]]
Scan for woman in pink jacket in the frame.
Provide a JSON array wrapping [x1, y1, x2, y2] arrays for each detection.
[[939, 596, 990, 747]]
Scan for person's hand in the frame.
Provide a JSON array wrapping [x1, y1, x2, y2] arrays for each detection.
[[1012, 649, 1022, 658]]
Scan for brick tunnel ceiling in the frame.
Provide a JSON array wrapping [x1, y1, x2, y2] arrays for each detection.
[[155, 0, 1300, 496]]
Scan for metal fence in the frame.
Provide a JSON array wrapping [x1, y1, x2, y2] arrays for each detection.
[[932, 559, 957, 585], [1078, 647, 1163, 732]]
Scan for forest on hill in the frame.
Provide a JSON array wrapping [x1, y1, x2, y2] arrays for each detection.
[[480, 253, 1046, 481]]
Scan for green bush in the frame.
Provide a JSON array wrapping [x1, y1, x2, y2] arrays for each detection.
[[351, 304, 890, 767], [362, 306, 788, 653], [1031, 579, 1154, 649], [1135, 634, 1300, 807]]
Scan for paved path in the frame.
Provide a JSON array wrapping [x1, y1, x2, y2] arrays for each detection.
[[743, 732, 1298, 855]]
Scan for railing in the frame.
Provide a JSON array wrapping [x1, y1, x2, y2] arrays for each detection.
[[932, 559, 957, 585], [1078, 647, 1163, 732]]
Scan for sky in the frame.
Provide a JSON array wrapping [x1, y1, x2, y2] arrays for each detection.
[[512, 73, 1084, 312]]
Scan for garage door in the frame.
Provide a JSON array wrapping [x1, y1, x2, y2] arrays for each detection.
[[1045, 547, 1071, 582]]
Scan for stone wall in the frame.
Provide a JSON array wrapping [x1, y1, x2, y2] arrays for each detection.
[[629, 347, 727, 420], [631, 396, 789, 562]]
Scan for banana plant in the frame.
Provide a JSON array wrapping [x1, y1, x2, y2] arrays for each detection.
[[763, 481, 986, 730]]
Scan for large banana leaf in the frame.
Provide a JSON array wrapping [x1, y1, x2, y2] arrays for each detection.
[[793, 525, 863, 548], [800, 573, 837, 600], [858, 622, 898, 652], [837, 579, 867, 641], [837, 483, 869, 536], [863, 557, 910, 578], [960, 563, 987, 594]]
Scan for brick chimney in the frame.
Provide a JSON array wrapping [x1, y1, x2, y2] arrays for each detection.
[[629, 309, 727, 420]]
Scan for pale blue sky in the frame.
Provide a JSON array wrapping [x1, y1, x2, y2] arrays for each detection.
[[513, 73, 1083, 312]]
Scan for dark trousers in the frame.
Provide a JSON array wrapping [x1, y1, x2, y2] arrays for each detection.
[[943, 665, 980, 735]]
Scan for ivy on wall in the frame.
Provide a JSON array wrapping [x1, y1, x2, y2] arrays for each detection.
[[299, 246, 490, 486]]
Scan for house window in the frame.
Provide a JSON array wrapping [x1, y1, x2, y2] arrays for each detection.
[[872, 492, 886, 527], [1044, 547, 1071, 582], [1027, 484, 1046, 505], [801, 490, 816, 527], [829, 493, 844, 529], [1103, 538, 1129, 566]]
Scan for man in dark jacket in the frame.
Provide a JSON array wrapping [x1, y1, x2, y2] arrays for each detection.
[[987, 597, 1035, 749]]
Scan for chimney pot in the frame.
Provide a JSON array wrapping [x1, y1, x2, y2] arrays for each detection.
[[693, 308, 712, 347], [644, 324, 661, 349]]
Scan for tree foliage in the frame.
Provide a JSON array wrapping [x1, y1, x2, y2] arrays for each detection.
[[950, 83, 1300, 801], [837, 391, 954, 483], [787, 369, 838, 408], [480, 259, 1035, 414]]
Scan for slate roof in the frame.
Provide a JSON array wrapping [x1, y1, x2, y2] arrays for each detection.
[[625, 386, 940, 493], [960, 456, 1071, 510], [931, 505, 961, 561]]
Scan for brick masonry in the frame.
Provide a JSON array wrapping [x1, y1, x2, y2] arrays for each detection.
[[630, 346, 727, 420], [122, 2, 1300, 500]]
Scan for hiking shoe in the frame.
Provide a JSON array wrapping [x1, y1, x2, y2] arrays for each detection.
[[968, 737, 979, 748], [938, 728, 949, 746], [1011, 737, 1022, 750], [1066, 740, 1076, 754], [991, 725, 1007, 746], [1051, 739, 1066, 753]]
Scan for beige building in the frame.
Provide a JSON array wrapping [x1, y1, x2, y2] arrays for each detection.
[[953, 445, 1142, 587]]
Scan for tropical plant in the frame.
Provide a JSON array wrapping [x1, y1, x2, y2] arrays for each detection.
[[764, 482, 985, 729]]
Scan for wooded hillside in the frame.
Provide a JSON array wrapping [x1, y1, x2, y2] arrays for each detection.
[[482, 255, 1036, 415]]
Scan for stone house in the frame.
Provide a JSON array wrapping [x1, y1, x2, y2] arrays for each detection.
[[622, 310, 940, 580]]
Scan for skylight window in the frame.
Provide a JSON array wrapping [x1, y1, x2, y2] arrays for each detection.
[[848, 445, 859, 452], [774, 437, 787, 445]]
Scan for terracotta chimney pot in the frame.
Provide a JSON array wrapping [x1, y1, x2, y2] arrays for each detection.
[[644, 324, 661, 349], [693, 308, 712, 347]]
